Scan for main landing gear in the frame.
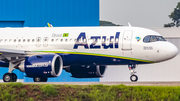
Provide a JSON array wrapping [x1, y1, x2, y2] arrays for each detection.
[[128, 64, 138, 82], [3, 63, 17, 82]]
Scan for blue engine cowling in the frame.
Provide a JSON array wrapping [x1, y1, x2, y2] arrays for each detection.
[[18, 54, 63, 78]]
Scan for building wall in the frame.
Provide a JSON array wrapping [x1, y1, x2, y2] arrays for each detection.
[[0, 0, 100, 82], [0, 0, 99, 27]]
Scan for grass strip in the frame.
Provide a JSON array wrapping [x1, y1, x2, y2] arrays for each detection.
[[0, 83, 180, 101]]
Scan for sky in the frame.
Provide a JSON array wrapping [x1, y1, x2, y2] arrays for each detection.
[[100, 0, 180, 28]]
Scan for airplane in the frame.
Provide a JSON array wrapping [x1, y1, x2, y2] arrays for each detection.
[[0, 26, 178, 82]]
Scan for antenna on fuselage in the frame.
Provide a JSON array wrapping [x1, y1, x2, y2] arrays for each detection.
[[128, 22, 132, 27]]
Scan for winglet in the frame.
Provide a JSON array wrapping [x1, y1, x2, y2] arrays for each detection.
[[128, 22, 132, 27]]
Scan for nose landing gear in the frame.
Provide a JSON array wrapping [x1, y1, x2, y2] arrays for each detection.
[[128, 64, 138, 82]]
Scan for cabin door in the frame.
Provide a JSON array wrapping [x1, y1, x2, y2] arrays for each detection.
[[122, 31, 133, 50]]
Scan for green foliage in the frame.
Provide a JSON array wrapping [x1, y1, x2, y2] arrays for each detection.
[[164, 2, 180, 27], [19, 89, 27, 97], [40, 84, 58, 97], [164, 22, 175, 27], [1, 83, 180, 100], [100, 20, 122, 26], [28, 98, 34, 101], [8, 82, 24, 88]]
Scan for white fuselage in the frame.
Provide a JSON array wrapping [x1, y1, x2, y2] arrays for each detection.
[[0, 26, 178, 65]]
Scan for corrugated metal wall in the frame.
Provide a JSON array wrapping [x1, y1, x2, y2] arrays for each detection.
[[0, 0, 99, 27], [0, 0, 100, 82]]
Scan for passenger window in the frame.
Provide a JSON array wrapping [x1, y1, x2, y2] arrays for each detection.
[[9, 39, 12, 42], [23, 39, 25, 42], [4, 39, 7, 43], [51, 39, 54, 42], [32, 39, 35, 42], [18, 39, 21, 42], [106, 38, 109, 41], [0, 39, 2, 43], [60, 39, 63, 42], [27, 39, 30, 42], [65, 39, 68, 42], [14, 39, 16, 43], [56, 39, 58, 42]]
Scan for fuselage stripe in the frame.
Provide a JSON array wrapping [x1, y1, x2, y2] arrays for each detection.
[[34, 51, 155, 63]]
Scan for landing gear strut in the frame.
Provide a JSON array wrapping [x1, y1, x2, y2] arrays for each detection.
[[128, 64, 138, 82], [3, 63, 17, 82]]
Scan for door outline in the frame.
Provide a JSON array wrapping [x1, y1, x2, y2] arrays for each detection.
[[122, 30, 133, 50]]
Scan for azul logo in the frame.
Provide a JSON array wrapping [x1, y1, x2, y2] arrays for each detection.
[[73, 32, 120, 49], [135, 37, 141, 42]]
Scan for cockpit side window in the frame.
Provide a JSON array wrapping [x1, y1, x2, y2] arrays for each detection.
[[143, 36, 150, 42], [150, 36, 157, 42], [143, 35, 166, 43], [156, 36, 166, 41]]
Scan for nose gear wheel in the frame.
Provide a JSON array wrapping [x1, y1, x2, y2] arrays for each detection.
[[128, 64, 138, 82]]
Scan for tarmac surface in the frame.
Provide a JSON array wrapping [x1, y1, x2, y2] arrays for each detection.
[[21, 82, 180, 86]]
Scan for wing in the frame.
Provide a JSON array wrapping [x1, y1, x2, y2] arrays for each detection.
[[0, 48, 47, 65]]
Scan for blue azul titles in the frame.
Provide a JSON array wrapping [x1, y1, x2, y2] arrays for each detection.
[[73, 32, 120, 49]]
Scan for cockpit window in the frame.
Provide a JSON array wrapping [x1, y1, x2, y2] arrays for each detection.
[[143, 35, 166, 42], [150, 36, 157, 42], [156, 36, 166, 41], [143, 36, 150, 42]]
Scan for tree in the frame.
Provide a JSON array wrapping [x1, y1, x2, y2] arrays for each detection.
[[164, 2, 180, 27], [100, 20, 122, 26]]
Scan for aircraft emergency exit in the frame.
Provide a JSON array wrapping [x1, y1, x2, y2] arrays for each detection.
[[0, 26, 178, 82]]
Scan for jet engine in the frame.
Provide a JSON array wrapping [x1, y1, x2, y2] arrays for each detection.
[[64, 65, 107, 78], [17, 54, 63, 78]]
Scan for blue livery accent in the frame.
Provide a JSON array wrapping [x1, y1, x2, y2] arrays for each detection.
[[73, 32, 120, 49], [0, 61, 9, 67], [73, 32, 89, 49], [25, 54, 57, 77], [61, 53, 150, 66]]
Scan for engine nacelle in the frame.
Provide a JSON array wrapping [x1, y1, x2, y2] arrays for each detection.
[[18, 54, 63, 78], [64, 65, 107, 78]]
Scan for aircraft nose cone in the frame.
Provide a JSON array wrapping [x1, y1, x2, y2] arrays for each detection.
[[167, 42, 178, 59]]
